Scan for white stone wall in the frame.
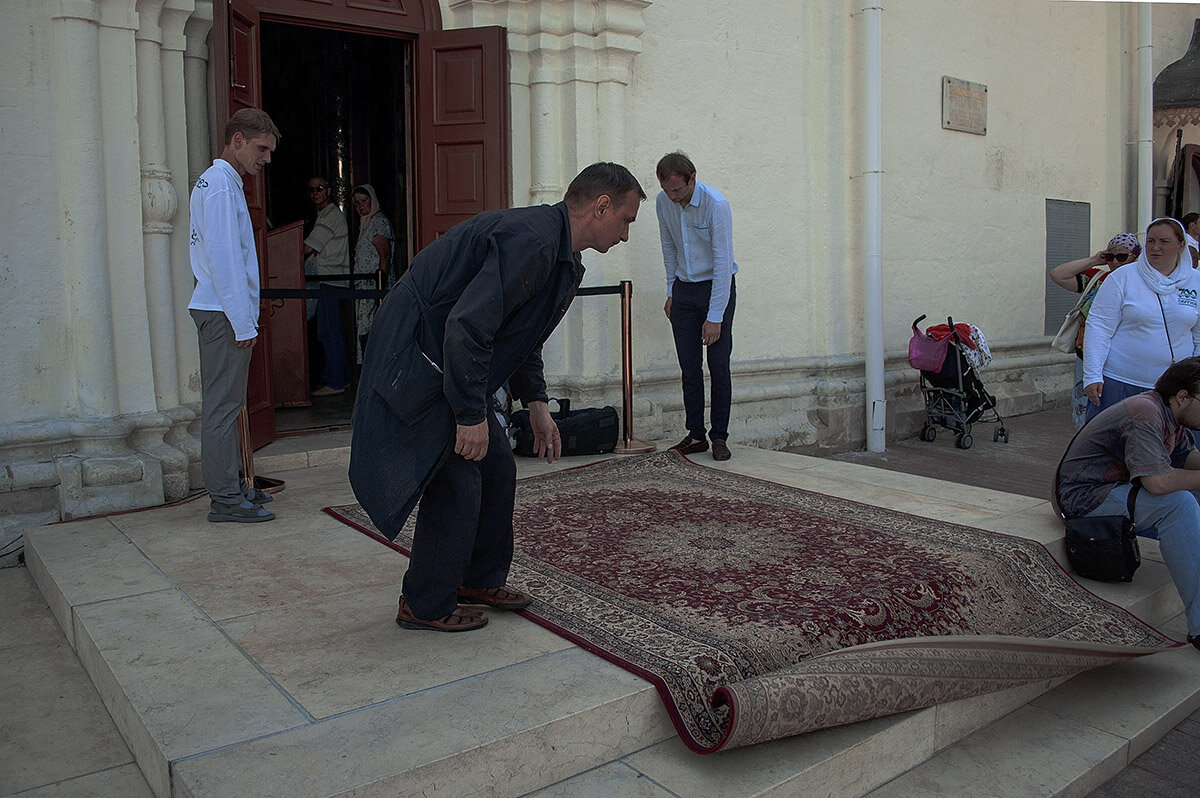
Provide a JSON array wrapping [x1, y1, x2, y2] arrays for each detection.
[[1, 0, 1199, 537]]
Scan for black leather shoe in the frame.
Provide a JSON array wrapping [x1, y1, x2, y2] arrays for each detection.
[[1189, 635, 1199, 651], [711, 440, 731, 461], [669, 437, 708, 455]]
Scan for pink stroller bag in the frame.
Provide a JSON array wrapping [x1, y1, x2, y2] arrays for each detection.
[[908, 318, 949, 372]]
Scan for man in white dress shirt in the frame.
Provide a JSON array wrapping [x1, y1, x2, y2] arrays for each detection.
[[187, 108, 280, 523], [656, 151, 739, 461]]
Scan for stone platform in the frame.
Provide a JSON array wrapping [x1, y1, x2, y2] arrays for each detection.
[[10, 425, 1200, 797]]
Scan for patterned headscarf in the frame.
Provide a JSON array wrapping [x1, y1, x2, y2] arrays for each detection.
[[1107, 232, 1141, 259]]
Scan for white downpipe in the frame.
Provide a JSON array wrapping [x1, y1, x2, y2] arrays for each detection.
[[863, 5, 886, 452], [1138, 5, 1153, 231]]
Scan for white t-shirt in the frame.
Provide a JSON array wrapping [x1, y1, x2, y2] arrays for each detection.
[[187, 159, 261, 341]]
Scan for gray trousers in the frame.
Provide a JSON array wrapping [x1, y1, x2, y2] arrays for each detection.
[[191, 309, 253, 503]]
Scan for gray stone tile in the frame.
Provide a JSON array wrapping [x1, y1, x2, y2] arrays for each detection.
[[528, 762, 676, 797], [868, 705, 1128, 797], [23, 520, 172, 648], [625, 709, 937, 798], [12, 763, 154, 797], [1032, 645, 1200, 760], [219, 583, 575, 718], [172, 648, 672, 798], [0, 637, 136, 794], [0, 565, 63, 650], [253, 450, 309, 473], [72, 589, 310, 797]]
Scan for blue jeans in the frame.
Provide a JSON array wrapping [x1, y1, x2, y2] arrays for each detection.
[[1088, 483, 1200, 636], [1083, 376, 1147, 424], [316, 285, 348, 390]]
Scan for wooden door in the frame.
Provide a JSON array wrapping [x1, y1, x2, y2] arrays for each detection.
[[265, 221, 309, 407], [416, 26, 511, 249], [215, 0, 276, 449]]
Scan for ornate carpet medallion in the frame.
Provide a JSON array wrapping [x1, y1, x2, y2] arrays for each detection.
[[327, 451, 1177, 752]]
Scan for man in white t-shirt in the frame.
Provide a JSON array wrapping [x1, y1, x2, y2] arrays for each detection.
[[187, 108, 280, 523]]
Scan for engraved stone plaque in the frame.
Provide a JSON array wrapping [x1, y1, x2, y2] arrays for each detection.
[[942, 76, 987, 135]]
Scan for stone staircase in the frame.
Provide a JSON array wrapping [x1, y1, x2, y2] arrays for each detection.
[[22, 441, 1200, 797]]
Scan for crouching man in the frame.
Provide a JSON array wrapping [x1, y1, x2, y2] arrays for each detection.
[[349, 163, 646, 633], [1055, 357, 1200, 650]]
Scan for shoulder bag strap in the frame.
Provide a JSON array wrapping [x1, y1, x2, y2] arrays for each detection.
[[1157, 295, 1177, 364]]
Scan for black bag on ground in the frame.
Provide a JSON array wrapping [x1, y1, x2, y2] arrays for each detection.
[[1062, 484, 1141, 583], [511, 398, 619, 457]]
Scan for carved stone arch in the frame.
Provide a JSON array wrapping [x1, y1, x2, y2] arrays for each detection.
[[247, 0, 441, 32]]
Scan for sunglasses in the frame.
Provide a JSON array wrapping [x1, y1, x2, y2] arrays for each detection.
[[1101, 251, 1133, 263], [308, 185, 328, 193]]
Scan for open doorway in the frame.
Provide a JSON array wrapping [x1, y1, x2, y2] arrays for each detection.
[[259, 22, 413, 434]]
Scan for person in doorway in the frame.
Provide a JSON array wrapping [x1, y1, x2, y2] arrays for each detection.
[[656, 151, 738, 461], [1083, 217, 1200, 422], [187, 107, 280, 523], [1049, 232, 1140, 429], [351, 184, 395, 363], [305, 176, 351, 396], [1055, 356, 1200, 652], [349, 162, 645, 633], [1182, 212, 1199, 266]]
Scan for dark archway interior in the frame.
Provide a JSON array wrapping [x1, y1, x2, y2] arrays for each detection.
[[259, 22, 412, 432]]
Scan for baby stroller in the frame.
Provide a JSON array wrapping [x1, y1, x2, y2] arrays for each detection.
[[908, 315, 1009, 449]]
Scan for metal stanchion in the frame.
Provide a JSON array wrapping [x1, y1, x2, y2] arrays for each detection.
[[612, 280, 655, 454]]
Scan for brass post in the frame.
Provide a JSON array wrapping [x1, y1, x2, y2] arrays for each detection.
[[614, 279, 654, 454]]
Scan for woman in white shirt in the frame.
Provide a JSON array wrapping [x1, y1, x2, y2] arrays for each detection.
[[1083, 217, 1200, 422]]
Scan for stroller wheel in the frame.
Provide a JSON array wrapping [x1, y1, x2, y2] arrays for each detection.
[[993, 427, 1009, 443], [956, 432, 973, 450], [920, 424, 937, 442]]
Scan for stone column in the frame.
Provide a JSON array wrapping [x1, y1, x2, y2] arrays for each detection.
[[181, 2, 213, 403], [448, 0, 649, 385], [50, 0, 119, 417], [136, 0, 182, 408]]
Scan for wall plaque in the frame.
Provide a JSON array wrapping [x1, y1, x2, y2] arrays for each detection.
[[942, 76, 987, 135]]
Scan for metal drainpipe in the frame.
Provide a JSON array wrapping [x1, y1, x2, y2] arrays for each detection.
[[1138, 5, 1153, 231], [863, 4, 886, 452]]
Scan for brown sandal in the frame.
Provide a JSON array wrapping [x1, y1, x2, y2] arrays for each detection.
[[456, 585, 534, 610], [396, 596, 488, 632]]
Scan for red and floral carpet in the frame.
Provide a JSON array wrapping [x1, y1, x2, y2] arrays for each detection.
[[326, 451, 1177, 752]]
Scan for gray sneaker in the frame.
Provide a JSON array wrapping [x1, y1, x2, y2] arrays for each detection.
[[208, 500, 276, 523]]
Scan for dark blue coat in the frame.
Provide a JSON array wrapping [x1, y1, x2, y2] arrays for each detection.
[[349, 202, 584, 540]]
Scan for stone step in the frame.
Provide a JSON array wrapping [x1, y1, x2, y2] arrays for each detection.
[[522, 546, 1188, 798], [865, 626, 1200, 797], [21, 444, 1193, 798]]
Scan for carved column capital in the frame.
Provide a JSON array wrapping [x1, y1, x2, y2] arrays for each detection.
[[141, 167, 178, 233]]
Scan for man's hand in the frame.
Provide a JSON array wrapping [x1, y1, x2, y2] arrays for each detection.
[[455, 420, 489, 461], [527, 400, 562, 464], [1084, 382, 1102, 406], [702, 321, 721, 346], [663, 297, 672, 319], [235, 335, 258, 349]]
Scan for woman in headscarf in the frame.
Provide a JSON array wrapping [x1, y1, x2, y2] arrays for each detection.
[[1050, 232, 1140, 428], [1082, 217, 1200, 422], [351, 184, 396, 362]]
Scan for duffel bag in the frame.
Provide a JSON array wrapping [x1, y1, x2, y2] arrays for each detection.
[[511, 398, 619, 457]]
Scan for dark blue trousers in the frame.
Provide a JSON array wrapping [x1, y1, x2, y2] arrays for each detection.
[[402, 410, 516, 619], [670, 277, 735, 442]]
